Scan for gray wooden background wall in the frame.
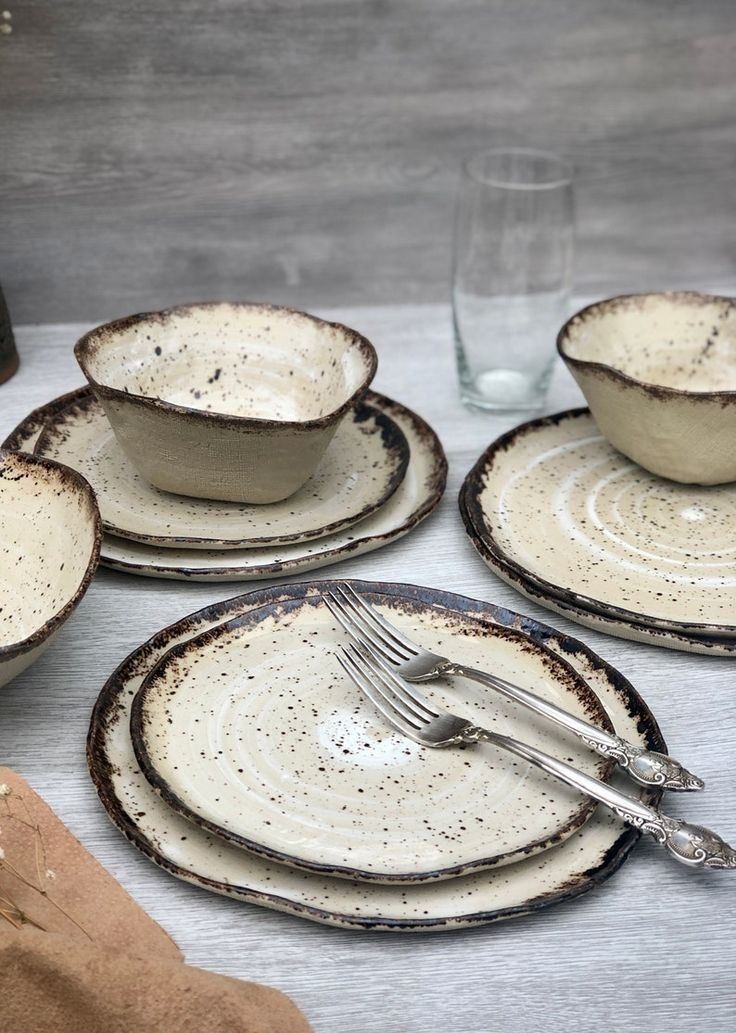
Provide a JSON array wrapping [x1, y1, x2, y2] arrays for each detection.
[[1, 1, 735, 324]]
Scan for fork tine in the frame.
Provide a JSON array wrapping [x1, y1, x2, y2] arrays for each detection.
[[345, 645, 432, 728], [335, 649, 423, 735], [325, 594, 402, 664], [352, 641, 440, 720], [335, 584, 417, 660]]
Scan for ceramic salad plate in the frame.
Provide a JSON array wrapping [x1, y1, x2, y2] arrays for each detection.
[[461, 409, 736, 649], [130, 589, 613, 882], [5, 389, 447, 582], [34, 393, 410, 548], [88, 580, 666, 931]]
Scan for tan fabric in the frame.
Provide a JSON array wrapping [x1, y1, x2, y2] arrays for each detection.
[[0, 929, 312, 1033], [0, 771, 312, 1033]]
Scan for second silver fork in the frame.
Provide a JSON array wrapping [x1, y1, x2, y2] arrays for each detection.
[[325, 583, 704, 792]]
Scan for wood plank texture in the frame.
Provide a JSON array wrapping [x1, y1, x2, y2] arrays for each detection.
[[2, 3, 736, 322], [0, 306, 734, 1031]]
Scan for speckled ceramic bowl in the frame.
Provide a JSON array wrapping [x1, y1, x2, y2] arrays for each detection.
[[0, 449, 101, 688], [558, 292, 736, 484], [74, 302, 378, 503]]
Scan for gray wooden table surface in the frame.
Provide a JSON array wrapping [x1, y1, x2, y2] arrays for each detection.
[[1, 306, 735, 1032]]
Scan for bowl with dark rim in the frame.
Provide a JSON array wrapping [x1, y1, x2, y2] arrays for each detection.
[[74, 302, 378, 504], [0, 449, 101, 689], [557, 291, 736, 484]]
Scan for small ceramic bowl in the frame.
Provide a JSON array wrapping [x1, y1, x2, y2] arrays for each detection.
[[0, 449, 101, 689], [74, 302, 378, 504], [558, 291, 736, 484]]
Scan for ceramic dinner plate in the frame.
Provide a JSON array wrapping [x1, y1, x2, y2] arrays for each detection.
[[4, 389, 447, 582], [130, 589, 613, 882], [88, 580, 665, 931], [34, 393, 410, 549], [461, 409, 736, 644]]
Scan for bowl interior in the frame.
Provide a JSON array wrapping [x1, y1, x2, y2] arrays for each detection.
[[561, 294, 736, 393], [78, 304, 375, 422], [0, 452, 98, 648]]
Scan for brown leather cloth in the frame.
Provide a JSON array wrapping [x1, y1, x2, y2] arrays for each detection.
[[0, 770, 312, 1033]]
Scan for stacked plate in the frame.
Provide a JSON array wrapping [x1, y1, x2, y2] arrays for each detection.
[[3, 386, 447, 581], [460, 409, 736, 656], [87, 579, 665, 931]]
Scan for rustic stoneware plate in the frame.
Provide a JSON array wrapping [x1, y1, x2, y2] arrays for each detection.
[[459, 488, 736, 657], [0, 449, 101, 688], [3, 388, 447, 582], [130, 587, 613, 883], [34, 393, 410, 549], [88, 580, 665, 931], [461, 408, 736, 642], [74, 302, 378, 504]]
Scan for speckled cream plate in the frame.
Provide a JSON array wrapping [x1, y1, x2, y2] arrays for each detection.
[[34, 393, 410, 549], [461, 409, 736, 641], [3, 389, 447, 582], [88, 581, 665, 931], [130, 587, 613, 883]]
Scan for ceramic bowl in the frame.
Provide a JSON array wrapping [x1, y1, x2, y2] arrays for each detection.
[[557, 291, 736, 484], [0, 449, 101, 688], [74, 302, 378, 503]]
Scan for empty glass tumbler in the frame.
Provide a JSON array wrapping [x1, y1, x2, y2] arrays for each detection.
[[452, 148, 574, 411]]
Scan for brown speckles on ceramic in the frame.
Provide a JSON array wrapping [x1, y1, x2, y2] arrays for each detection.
[[558, 292, 736, 484], [74, 302, 378, 503], [0, 449, 101, 688], [87, 580, 666, 931], [460, 409, 736, 648], [130, 590, 612, 883], [34, 393, 410, 549], [97, 391, 447, 580]]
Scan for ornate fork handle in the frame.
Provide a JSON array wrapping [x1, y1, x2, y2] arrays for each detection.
[[445, 663, 704, 792], [463, 726, 736, 870]]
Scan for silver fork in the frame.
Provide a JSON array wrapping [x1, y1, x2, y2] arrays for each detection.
[[335, 642, 736, 870], [325, 583, 704, 792]]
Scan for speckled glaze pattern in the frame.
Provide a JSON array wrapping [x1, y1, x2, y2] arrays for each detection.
[[558, 292, 736, 484], [99, 392, 447, 580], [0, 449, 101, 688], [131, 590, 613, 883], [88, 580, 666, 931], [34, 393, 410, 549], [460, 410, 736, 650], [74, 302, 378, 503]]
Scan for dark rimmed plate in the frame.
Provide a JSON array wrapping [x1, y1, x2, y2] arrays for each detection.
[[460, 408, 736, 652], [88, 579, 665, 931]]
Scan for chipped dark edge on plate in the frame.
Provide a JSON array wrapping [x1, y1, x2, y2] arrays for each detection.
[[35, 393, 411, 549], [458, 481, 736, 657], [98, 391, 448, 579], [88, 579, 665, 931], [128, 590, 616, 884], [74, 301, 378, 432], [460, 407, 736, 640], [0, 448, 102, 661], [1, 385, 91, 452]]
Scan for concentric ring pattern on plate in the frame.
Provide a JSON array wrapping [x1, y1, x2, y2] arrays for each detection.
[[463, 409, 736, 637], [34, 393, 410, 549], [130, 590, 613, 882], [88, 580, 665, 931]]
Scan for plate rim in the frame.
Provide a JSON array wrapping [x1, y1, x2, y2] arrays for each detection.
[[129, 588, 616, 883], [461, 406, 736, 639], [87, 579, 666, 930], [458, 482, 736, 656], [98, 393, 447, 578], [33, 391, 412, 549]]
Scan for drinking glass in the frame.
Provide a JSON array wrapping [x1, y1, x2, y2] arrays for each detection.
[[452, 147, 574, 411]]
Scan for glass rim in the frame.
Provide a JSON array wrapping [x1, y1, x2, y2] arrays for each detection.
[[462, 147, 573, 191]]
